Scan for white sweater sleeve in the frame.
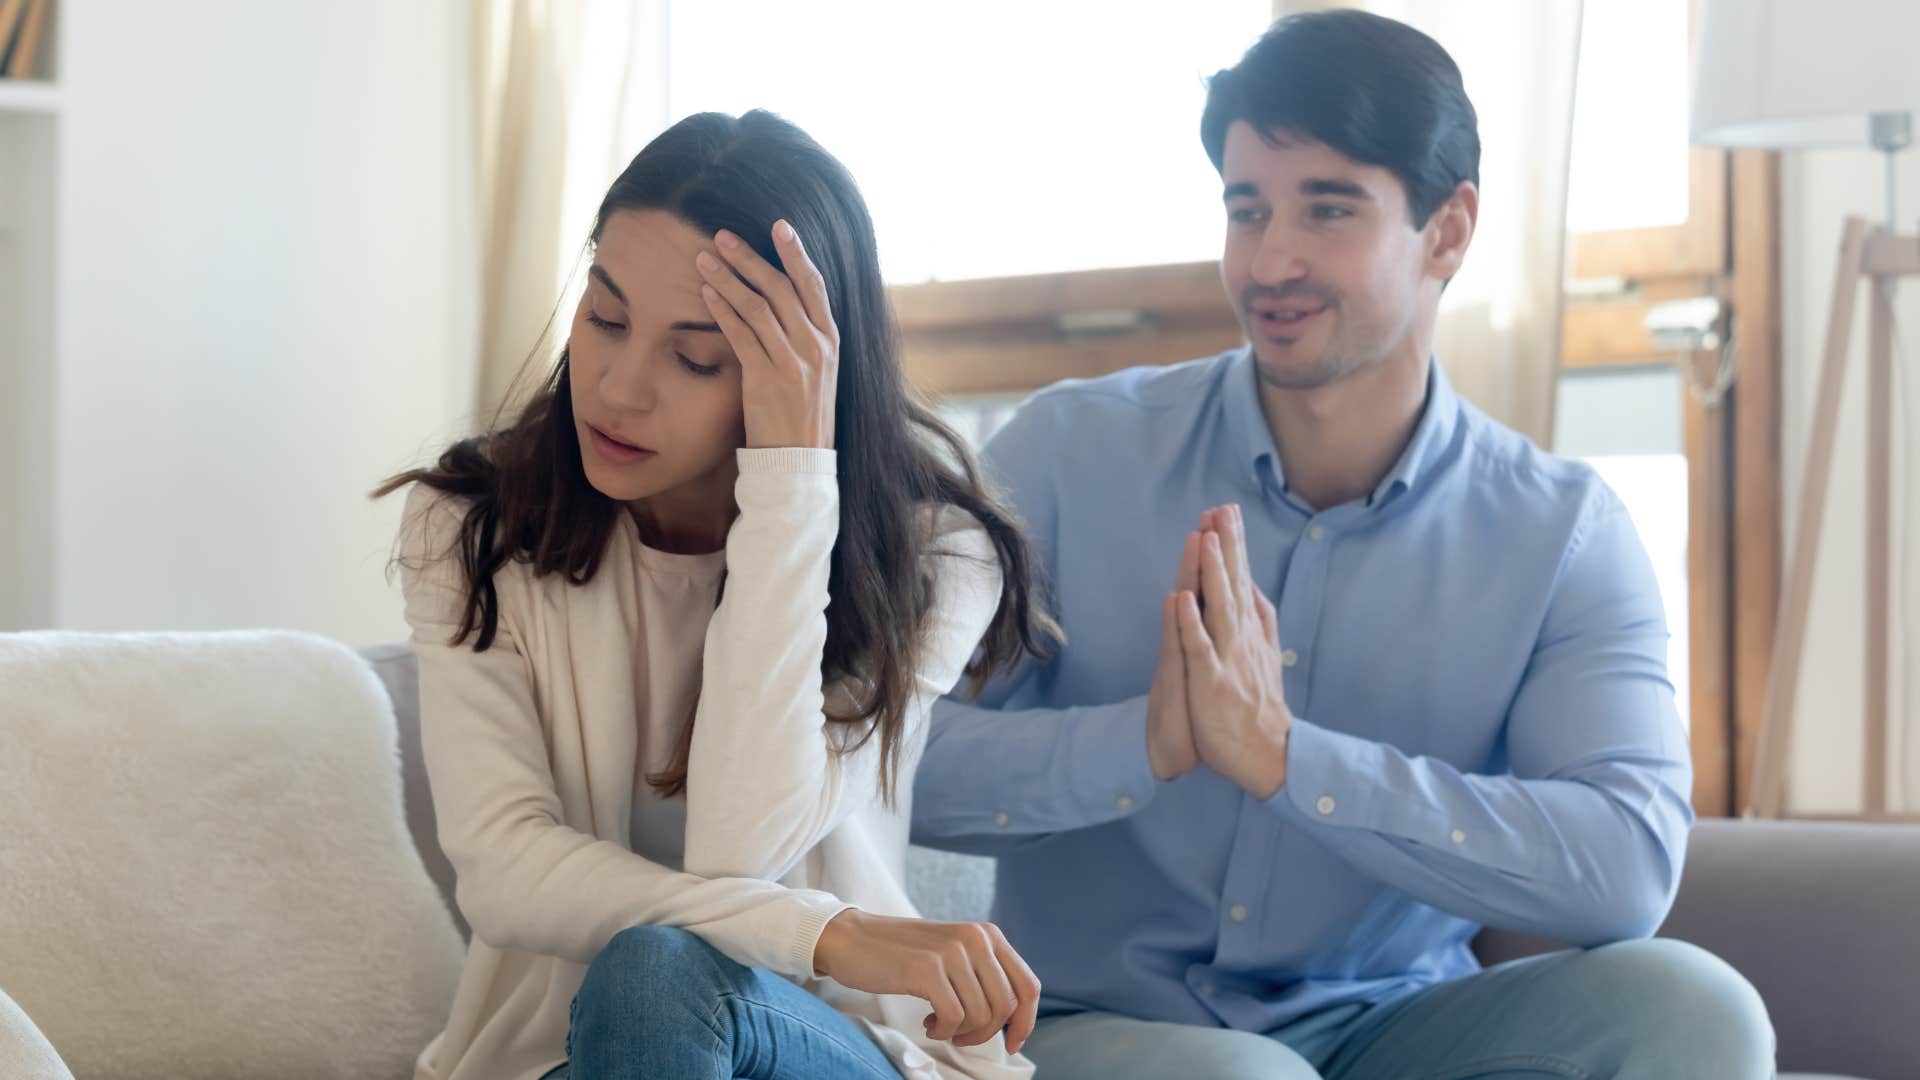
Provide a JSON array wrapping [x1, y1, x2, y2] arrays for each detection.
[[682, 448, 1006, 882], [397, 483, 849, 977]]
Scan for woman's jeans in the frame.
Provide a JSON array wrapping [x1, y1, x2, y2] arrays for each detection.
[[539, 924, 903, 1080]]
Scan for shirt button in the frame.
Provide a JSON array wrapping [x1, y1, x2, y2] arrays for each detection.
[[994, 811, 1010, 827], [1116, 795, 1134, 811], [1229, 904, 1248, 923], [1281, 649, 1298, 668], [1316, 795, 1336, 815], [1308, 525, 1325, 541], [1451, 829, 1467, 844]]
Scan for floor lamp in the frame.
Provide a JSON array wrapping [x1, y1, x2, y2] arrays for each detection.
[[1690, 0, 1920, 817]]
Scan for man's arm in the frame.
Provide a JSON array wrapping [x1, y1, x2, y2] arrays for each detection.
[[911, 398, 1162, 854], [1268, 491, 1693, 945]]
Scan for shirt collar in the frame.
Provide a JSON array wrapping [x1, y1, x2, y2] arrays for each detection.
[[1368, 360, 1461, 508], [1219, 348, 1462, 509]]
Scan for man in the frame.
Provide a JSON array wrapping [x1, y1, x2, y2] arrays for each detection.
[[912, 10, 1773, 1078]]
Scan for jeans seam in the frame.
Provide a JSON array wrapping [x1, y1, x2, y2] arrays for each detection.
[[716, 990, 900, 1080], [1411, 1053, 1596, 1080]]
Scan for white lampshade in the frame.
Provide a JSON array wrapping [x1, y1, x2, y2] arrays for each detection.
[[1692, 0, 1920, 148]]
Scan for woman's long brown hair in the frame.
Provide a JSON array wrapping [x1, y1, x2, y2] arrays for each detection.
[[376, 110, 1054, 804]]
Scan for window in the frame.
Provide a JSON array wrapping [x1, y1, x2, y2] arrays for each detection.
[[666, 0, 1273, 283]]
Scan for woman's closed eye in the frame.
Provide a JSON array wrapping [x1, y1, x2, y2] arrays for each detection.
[[679, 354, 723, 377], [585, 311, 625, 334]]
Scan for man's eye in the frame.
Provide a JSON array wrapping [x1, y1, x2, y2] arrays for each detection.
[[1311, 205, 1354, 222]]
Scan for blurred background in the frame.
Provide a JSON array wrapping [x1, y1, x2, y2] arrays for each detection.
[[1, 0, 1915, 820]]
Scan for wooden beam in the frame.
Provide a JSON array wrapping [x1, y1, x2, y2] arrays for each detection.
[[1685, 376, 1735, 817], [891, 261, 1232, 334], [1749, 217, 1873, 817], [1728, 151, 1782, 814], [1865, 274, 1893, 813], [902, 326, 1245, 397]]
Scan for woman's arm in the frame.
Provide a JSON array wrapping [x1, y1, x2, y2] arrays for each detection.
[[681, 463, 1004, 882], [398, 485, 849, 975]]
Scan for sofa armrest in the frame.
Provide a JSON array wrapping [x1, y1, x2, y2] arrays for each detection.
[[0, 988, 75, 1080], [1478, 819, 1920, 1079], [1660, 819, 1920, 1078]]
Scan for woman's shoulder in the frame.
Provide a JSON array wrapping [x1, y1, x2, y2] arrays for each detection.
[[914, 502, 1002, 601]]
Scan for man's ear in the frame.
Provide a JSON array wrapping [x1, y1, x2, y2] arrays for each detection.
[[1424, 181, 1478, 282]]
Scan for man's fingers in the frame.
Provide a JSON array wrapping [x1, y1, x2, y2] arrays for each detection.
[[1199, 531, 1237, 644], [1176, 530, 1201, 594], [1175, 591, 1219, 672]]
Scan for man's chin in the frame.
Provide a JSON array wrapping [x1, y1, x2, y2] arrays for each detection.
[[1249, 342, 1348, 391]]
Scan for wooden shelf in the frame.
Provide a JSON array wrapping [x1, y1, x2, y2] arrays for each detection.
[[0, 80, 59, 114]]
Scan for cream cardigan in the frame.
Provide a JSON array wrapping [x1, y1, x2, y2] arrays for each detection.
[[399, 447, 1033, 1080]]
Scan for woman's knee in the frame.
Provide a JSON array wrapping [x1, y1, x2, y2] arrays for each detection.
[[577, 925, 735, 1015]]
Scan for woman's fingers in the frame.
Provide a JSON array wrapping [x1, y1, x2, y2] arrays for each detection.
[[954, 929, 1019, 1047], [770, 221, 836, 343], [936, 940, 992, 1044], [695, 246, 790, 367], [699, 283, 772, 373], [917, 951, 967, 1043], [990, 926, 1041, 1055], [709, 228, 816, 352]]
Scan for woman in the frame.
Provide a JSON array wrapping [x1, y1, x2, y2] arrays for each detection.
[[381, 110, 1053, 1080]]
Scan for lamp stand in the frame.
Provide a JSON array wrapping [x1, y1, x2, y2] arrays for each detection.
[[1748, 218, 1918, 818]]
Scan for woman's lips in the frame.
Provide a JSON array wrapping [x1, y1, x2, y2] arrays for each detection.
[[587, 423, 656, 464]]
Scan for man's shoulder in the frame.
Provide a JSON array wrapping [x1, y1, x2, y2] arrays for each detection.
[[1452, 400, 1619, 531]]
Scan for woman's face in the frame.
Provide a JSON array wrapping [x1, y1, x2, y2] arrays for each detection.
[[569, 209, 746, 509]]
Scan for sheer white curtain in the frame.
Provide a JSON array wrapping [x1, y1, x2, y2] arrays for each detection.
[[1278, 0, 1584, 447], [469, 0, 671, 415]]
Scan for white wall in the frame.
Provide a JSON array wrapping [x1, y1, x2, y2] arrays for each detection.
[[1780, 147, 1920, 812], [52, 1, 478, 645]]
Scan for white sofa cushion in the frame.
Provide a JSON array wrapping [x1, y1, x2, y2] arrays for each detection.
[[0, 631, 463, 1080]]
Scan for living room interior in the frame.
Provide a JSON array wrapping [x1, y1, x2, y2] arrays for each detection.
[[2, 1, 1917, 1078]]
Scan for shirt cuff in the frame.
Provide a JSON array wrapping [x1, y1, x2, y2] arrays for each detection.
[[791, 894, 858, 978], [1264, 716, 1448, 841], [737, 447, 838, 476], [1063, 696, 1159, 823]]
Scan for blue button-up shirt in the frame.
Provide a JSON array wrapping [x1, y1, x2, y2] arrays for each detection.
[[912, 348, 1692, 1031]]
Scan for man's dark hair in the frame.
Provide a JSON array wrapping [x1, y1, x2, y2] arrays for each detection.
[[1201, 10, 1480, 228]]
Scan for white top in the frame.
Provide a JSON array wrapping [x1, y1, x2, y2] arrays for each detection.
[[399, 447, 1033, 1080]]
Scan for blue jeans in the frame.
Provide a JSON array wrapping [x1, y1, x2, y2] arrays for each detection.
[[540, 925, 903, 1080], [1022, 939, 1774, 1079]]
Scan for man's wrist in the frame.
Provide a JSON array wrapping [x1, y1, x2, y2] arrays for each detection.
[[1239, 706, 1291, 800]]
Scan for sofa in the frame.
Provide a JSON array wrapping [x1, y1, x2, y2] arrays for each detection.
[[2, 631, 1916, 1079]]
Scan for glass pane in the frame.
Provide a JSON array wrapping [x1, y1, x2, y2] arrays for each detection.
[[667, 1, 1272, 284], [1565, 0, 1693, 233], [1555, 367, 1691, 730]]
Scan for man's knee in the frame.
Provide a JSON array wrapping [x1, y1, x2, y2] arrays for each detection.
[[1585, 938, 1774, 1073], [1025, 1012, 1320, 1080]]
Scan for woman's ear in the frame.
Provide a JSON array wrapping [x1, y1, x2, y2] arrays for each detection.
[[1425, 181, 1478, 282]]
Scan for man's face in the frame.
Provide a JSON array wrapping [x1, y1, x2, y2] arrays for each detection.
[[1218, 121, 1443, 392]]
